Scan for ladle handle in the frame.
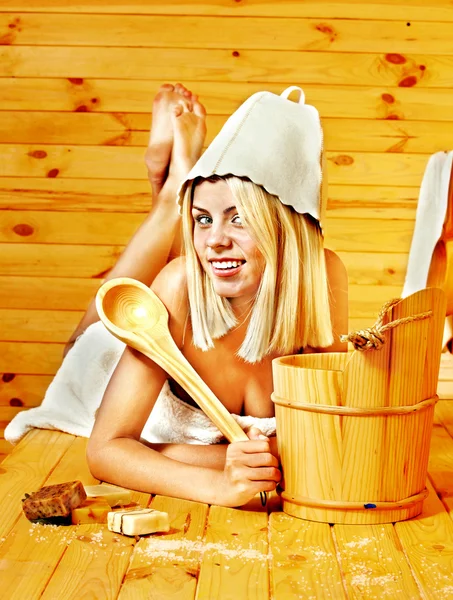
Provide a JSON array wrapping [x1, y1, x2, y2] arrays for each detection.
[[139, 331, 248, 443]]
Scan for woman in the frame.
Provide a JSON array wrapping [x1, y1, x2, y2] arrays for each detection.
[[72, 84, 348, 507]]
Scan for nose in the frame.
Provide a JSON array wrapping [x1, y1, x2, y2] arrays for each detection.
[[206, 223, 232, 249]]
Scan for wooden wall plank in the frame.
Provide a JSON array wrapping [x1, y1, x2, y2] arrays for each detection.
[[324, 218, 414, 253], [2, 112, 452, 155], [0, 178, 152, 212], [0, 341, 64, 375], [0, 276, 99, 309], [338, 252, 407, 286], [0, 210, 415, 253], [0, 374, 52, 408], [1, 47, 449, 88], [0, 290, 399, 344], [2, 14, 453, 54], [0, 210, 142, 245], [0, 179, 418, 219], [0, 309, 83, 343], [0, 0, 452, 22], [0, 282, 402, 321], [0, 244, 407, 286], [0, 146, 431, 186], [0, 244, 121, 277], [1, 79, 452, 123]]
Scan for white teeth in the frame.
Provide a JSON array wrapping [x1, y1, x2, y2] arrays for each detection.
[[212, 260, 242, 270]]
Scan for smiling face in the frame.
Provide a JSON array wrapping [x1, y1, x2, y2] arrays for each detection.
[[191, 179, 265, 307]]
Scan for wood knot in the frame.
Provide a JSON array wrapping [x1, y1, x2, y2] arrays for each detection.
[[399, 76, 417, 88], [10, 397, 23, 407], [47, 168, 59, 178], [232, 51, 240, 57], [381, 93, 395, 104], [385, 53, 406, 64], [68, 77, 84, 85], [13, 223, 34, 237], [316, 23, 335, 36], [2, 373, 15, 382], [75, 105, 88, 112], [332, 155, 354, 166], [28, 150, 47, 159]]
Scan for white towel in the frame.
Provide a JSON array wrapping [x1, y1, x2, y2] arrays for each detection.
[[177, 86, 325, 223], [402, 151, 453, 298], [4, 322, 276, 445]]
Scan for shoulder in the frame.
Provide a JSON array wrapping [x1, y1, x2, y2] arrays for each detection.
[[324, 248, 348, 292], [324, 248, 347, 279], [151, 257, 189, 346], [324, 248, 349, 351]]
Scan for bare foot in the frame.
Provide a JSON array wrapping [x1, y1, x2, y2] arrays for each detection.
[[145, 83, 194, 198], [166, 94, 207, 190]]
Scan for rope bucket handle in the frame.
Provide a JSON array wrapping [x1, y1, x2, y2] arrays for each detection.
[[340, 297, 433, 351]]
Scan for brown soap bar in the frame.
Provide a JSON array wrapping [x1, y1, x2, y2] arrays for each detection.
[[22, 480, 87, 521]]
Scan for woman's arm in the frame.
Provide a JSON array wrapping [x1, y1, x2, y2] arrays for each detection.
[[86, 346, 280, 506], [87, 260, 280, 506]]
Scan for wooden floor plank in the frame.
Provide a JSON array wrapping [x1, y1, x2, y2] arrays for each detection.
[[430, 404, 453, 516], [394, 480, 453, 600], [0, 430, 91, 600], [0, 429, 74, 540], [269, 513, 345, 599], [334, 524, 421, 598], [196, 505, 269, 599], [1, 437, 147, 600], [40, 523, 135, 600], [118, 496, 209, 600]]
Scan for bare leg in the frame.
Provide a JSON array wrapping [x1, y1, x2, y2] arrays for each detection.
[[145, 82, 193, 199], [64, 84, 206, 355]]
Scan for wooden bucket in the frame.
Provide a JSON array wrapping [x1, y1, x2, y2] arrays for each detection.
[[272, 288, 446, 524]]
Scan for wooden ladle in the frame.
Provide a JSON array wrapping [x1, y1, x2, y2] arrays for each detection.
[[96, 277, 249, 444]]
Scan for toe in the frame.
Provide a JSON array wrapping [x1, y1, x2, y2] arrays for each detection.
[[159, 83, 174, 92], [193, 97, 207, 117]]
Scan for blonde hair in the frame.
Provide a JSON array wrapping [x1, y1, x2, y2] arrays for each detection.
[[181, 176, 333, 363]]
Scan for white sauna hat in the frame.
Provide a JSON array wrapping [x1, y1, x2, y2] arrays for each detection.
[[177, 86, 325, 223]]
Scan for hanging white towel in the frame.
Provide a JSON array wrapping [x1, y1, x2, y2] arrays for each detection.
[[402, 151, 453, 298]]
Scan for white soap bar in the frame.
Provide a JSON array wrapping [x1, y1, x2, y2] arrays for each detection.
[[84, 484, 131, 507], [107, 508, 170, 536]]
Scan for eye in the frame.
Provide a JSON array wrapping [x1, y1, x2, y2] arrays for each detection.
[[194, 214, 212, 226], [232, 214, 243, 225]]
